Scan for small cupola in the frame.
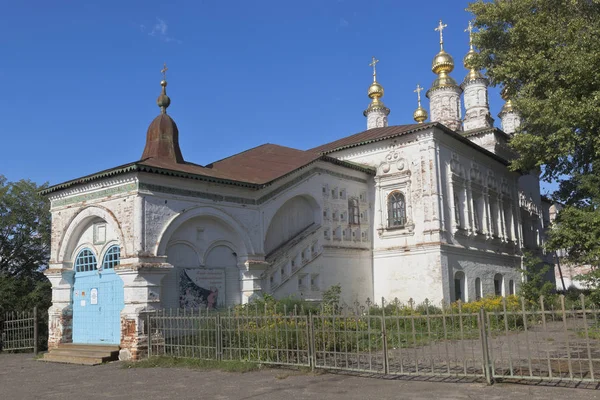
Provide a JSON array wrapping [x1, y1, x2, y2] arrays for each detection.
[[141, 64, 185, 163]]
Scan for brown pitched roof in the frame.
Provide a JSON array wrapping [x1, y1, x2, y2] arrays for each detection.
[[310, 123, 436, 154], [41, 144, 374, 195], [205, 144, 322, 184]]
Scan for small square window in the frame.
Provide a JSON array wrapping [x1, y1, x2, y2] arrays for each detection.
[[270, 276, 274, 284]]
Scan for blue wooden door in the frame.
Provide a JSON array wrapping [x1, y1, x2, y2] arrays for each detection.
[[72, 247, 124, 344]]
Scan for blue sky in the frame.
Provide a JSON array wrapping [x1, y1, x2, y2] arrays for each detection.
[[2, 1, 552, 192]]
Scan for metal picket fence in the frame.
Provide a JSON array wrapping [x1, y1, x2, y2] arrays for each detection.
[[146, 295, 600, 385], [0, 307, 38, 354]]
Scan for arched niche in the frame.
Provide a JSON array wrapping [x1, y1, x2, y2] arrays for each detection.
[[58, 206, 125, 264], [264, 195, 320, 255], [156, 206, 252, 258], [204, 242, 240, 306], [160, 211, 246, 309]]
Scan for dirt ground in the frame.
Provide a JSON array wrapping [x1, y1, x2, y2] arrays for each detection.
[[1, 353, 599, 400]]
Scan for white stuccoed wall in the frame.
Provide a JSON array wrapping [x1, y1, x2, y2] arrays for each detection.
[[327, 125, 527, 304], [258, 161, 373, 304]]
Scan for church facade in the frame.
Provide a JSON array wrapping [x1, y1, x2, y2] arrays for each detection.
[[43, 21, 551, 359]]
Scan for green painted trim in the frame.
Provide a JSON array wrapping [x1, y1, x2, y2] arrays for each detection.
[[139, 182, 256, 205], [40, 163, 139, 196], [51, 182, 139, 208]]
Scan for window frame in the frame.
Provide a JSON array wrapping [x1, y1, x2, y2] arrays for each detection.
[[387, 191, 407, 229], [74, 248, 98, 273]]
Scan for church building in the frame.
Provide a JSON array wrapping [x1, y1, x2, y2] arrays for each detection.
[[42, 20, 550, 359]]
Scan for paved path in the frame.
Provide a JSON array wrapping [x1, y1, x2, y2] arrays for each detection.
[[1, 354, 599, 400]]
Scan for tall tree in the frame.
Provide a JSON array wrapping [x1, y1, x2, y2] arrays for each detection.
[[0, 175, 51, 315], [469, 0, 600, 270]]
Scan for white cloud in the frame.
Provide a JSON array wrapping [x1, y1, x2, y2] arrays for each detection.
[[146, 18, 181, 44]]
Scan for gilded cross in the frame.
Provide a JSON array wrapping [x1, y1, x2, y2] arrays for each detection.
[[369, 56, 379, 82], [161, 63, 168, 81], [414, 84, 424, 105], [465, 21, 474, 49], [435, 19, 447, 50]]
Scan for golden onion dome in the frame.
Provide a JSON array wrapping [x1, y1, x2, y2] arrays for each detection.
[[413, 106, 428, 123], [499, 99, 515, 116], [432, 50, 455, 74], [463, 47, 484, 83], [463, 48, 476, 70], [368, 81, 384, 99]]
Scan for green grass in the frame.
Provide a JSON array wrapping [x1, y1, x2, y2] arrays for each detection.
[[577, 327, 600, 340], [123, 356, 260, 373]]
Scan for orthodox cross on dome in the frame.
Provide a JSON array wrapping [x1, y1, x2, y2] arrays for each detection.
[[369, 56, 379, 82], [465, 21, 474, 50], [414, 84, 424, 106], [161, 63, 168, 81], [435, 19, 447, 50]]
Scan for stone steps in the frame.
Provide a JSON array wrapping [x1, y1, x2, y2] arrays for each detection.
[[43, 343, 120, 365]]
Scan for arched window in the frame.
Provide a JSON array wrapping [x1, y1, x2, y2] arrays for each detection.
[[509, 279, 515, 295], [387, 191, 406, 228], [475, 278, 482, 300], [454, 271, 466, 302], [74, 248, 97, 272], [494, 274, 504, 297], [102, 245, 120, 270], [348, 198, 360, 225]]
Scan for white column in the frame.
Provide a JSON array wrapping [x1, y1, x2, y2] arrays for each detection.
[[45, 267, 75, 349]]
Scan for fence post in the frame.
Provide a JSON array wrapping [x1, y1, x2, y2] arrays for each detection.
[[217, 313, 222, 362], [580, 294, 595, 381], [33, 307, 38, 356], [478, 307, 493, 385], [381, 297, 389, 375], [146, 310, 152, 358], [308, 311, 315, 372]]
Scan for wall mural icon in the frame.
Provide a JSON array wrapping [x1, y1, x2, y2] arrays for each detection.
[[179, 268, 225, 310]]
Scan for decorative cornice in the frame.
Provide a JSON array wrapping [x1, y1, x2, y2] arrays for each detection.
[[52, 166, 371, 209], [318, 123, 438, 155], [51, 182, 138, 208]]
